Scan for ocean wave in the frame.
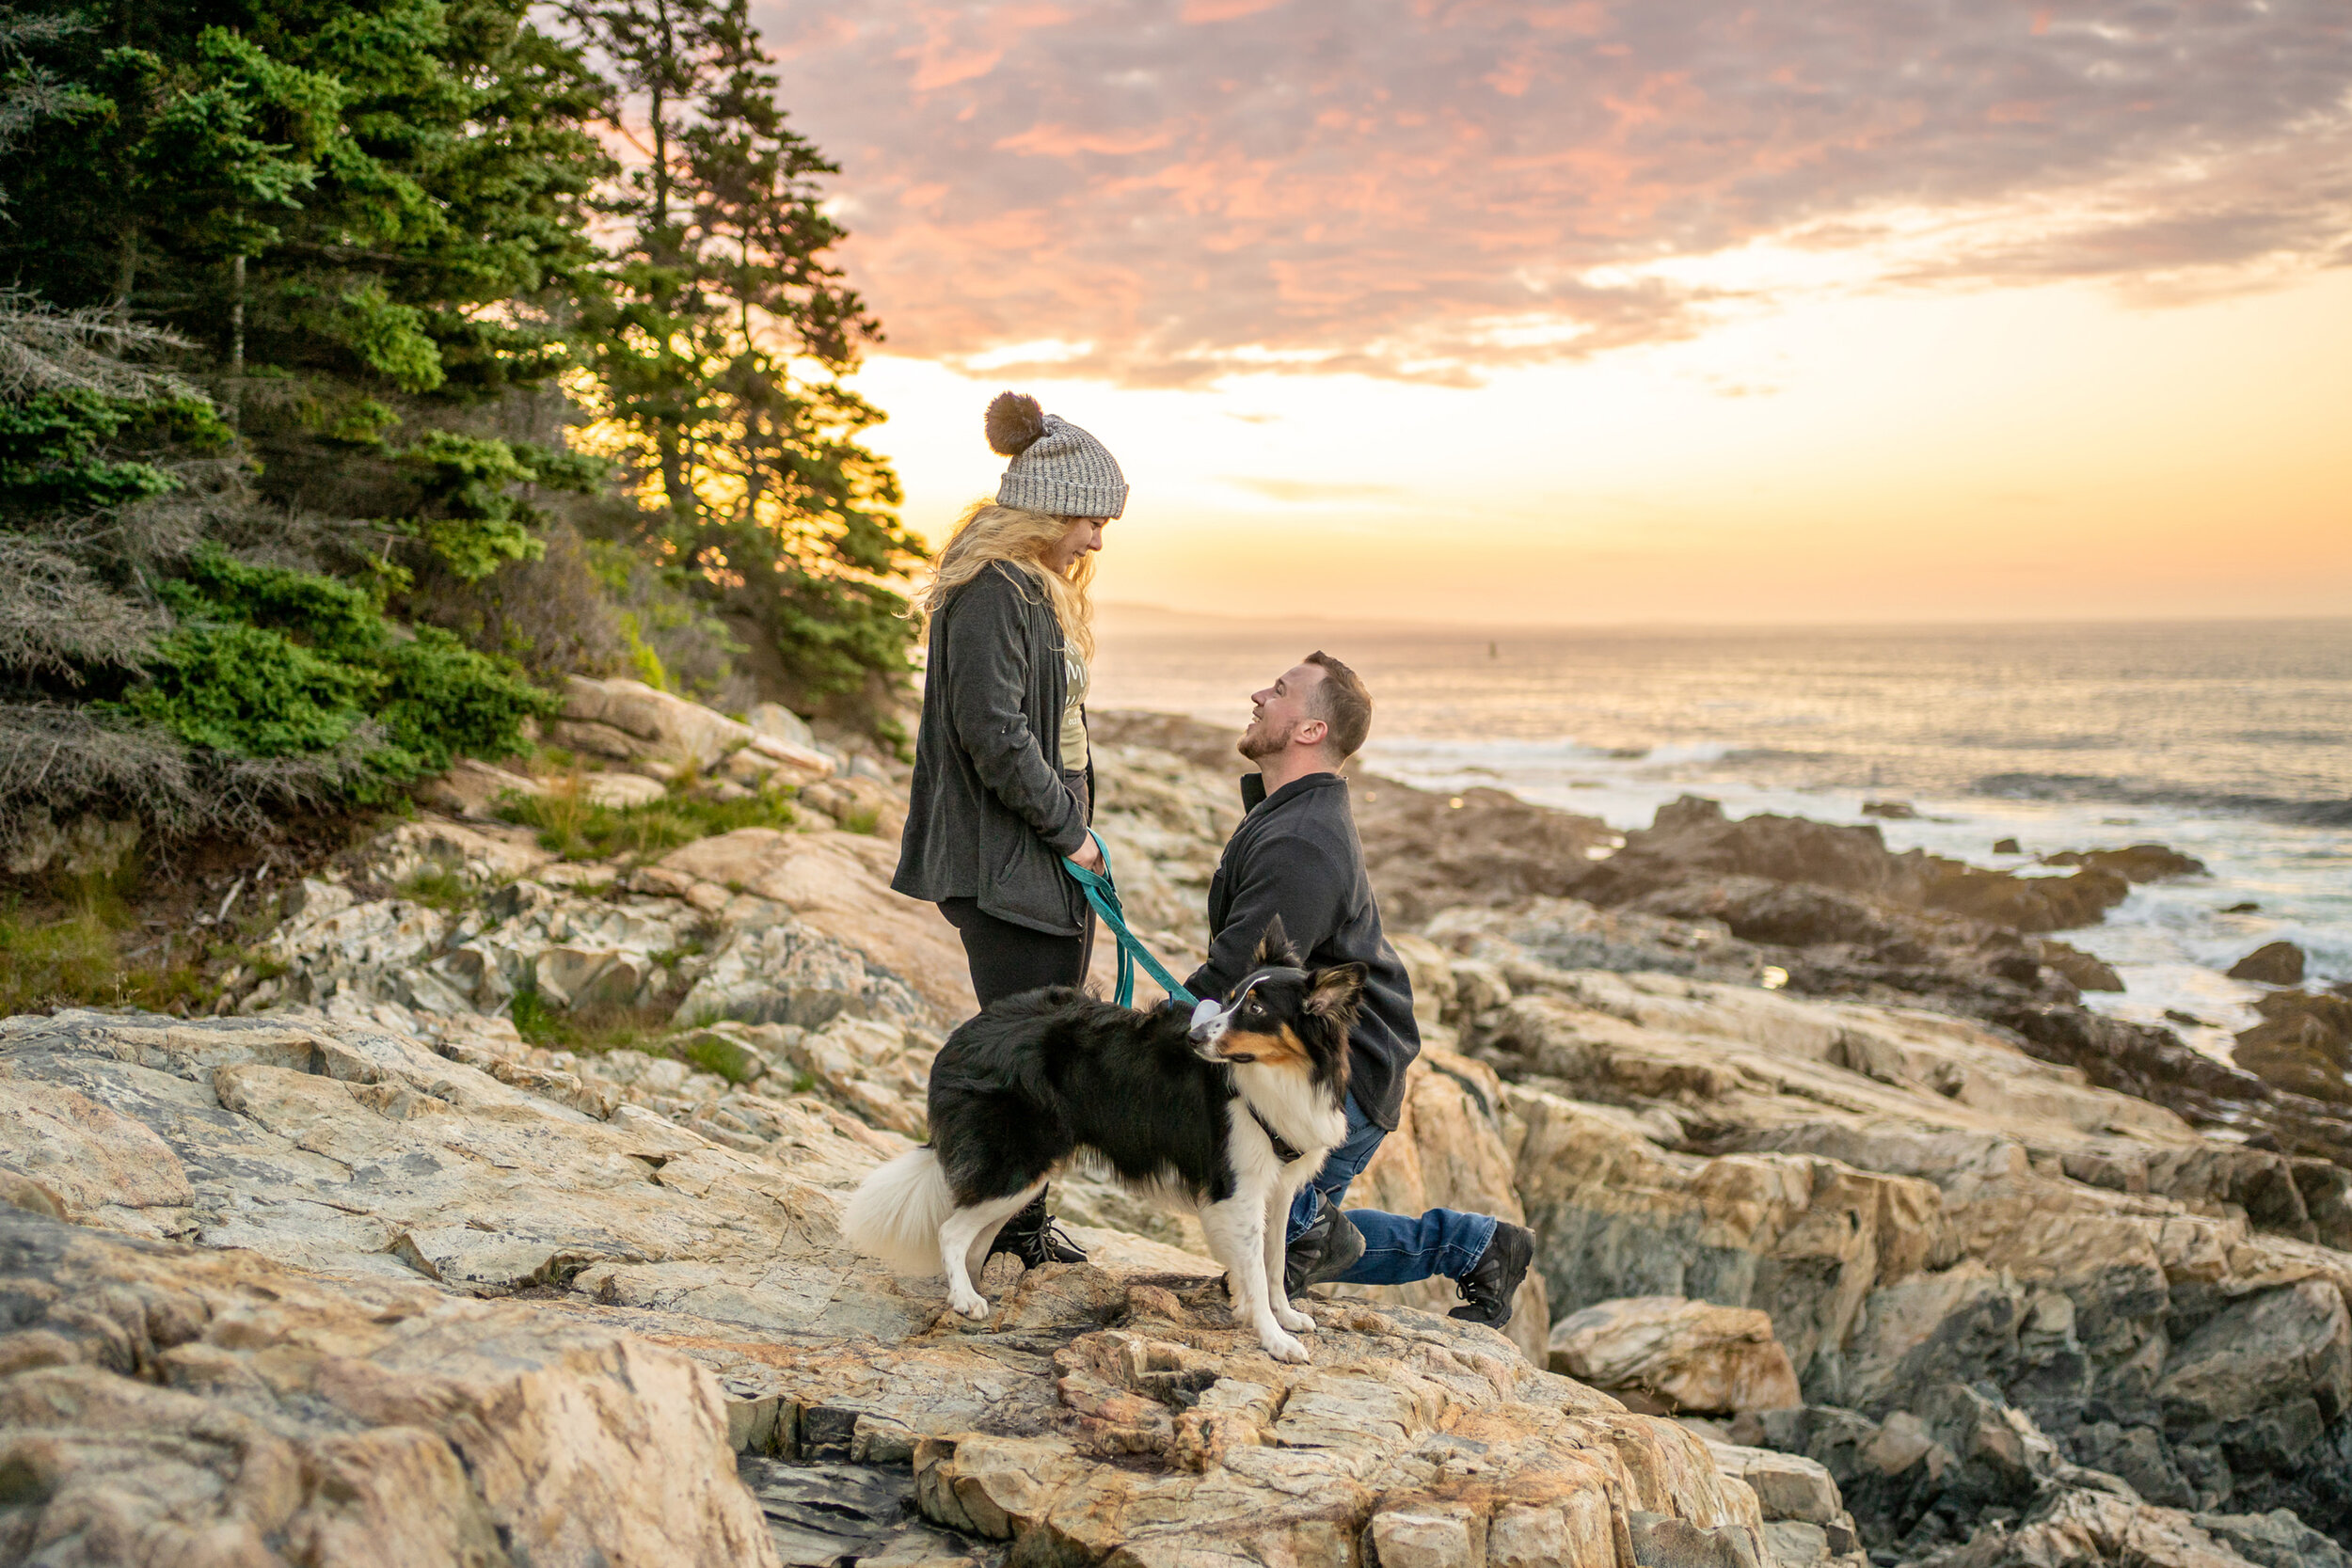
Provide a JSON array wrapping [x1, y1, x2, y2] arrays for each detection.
[[1717, 747, 1835, 765], [1943, 732, 2126, 752], [1971, 771, 2352, 826], [1364, 736, 1743, 768], [2233, 729, 2350, 747]]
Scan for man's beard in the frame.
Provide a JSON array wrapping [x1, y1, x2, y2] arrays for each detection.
[[1236, 717, 1294, 762]]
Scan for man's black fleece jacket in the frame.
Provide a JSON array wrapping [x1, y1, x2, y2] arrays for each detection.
[[1183, 770, 1421, 1130]]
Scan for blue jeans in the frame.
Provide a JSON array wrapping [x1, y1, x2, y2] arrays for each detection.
[[1284, 1093, 1498, 1287]]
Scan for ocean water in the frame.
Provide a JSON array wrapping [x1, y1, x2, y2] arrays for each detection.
[[1090, 613, 2352, 1059]]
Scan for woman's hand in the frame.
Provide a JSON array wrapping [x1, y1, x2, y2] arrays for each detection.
[[1071, 832, 1106, 874]]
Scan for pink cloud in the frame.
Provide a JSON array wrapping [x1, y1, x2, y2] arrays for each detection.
[[752, 0, 2352, 383], [994, 121, 1184, 156], [908, 48, 1004, 91]]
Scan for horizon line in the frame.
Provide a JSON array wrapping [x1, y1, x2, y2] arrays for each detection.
[[1095, 602, 2352, 637]]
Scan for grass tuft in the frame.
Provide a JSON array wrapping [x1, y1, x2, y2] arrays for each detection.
[[396, 865, 471, 910], [506, 984, 563, 1044], [496, 778, 795, 862], [0, 906, 219, 1015], [506, 985, 676, 1054], [677, 1031, 761, 1085]]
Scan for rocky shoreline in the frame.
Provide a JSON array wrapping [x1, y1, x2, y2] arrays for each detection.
[[2, 690, 2348, 1566]]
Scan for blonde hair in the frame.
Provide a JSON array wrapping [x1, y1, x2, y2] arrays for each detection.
[[912, 500, 1096, 661]]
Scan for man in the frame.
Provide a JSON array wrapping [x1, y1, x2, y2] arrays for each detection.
[[1180, 652, 1535, 1328]]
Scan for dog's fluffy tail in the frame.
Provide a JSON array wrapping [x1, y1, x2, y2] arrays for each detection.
[[841, 1147, 954, 1275]]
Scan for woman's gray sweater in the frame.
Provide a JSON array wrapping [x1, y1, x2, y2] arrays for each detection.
[[892, 562, 1092, 936]]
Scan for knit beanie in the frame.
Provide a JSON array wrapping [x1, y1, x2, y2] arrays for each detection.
[[985, 392, 1128, 519]]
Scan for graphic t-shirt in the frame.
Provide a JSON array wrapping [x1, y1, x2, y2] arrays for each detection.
[[1059, 647, 1089, 770]]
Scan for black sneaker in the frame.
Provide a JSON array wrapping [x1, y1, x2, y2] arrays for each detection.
[[1448, 1222, 1534, 1329], [988, 1190, 1088, 1268], [1282, 1193, 1367, 1298]]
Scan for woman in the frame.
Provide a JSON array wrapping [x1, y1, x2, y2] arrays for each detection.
[[893, 390, 1125, 1269]]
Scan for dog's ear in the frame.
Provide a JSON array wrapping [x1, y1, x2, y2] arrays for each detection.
[[1307, 962, 1367, 1029], [1251, 914, 1299, 970]]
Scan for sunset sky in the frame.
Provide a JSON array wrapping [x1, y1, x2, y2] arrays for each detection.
[[755, 0, 2352, 625]]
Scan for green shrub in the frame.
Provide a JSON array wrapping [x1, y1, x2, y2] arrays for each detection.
[[395, 431, 548, 581], [399, 524, 627, 685], [115, 621, 373, 756], [580, 538, 743, 701], [507, 984, 565, 1046], [109, 548, 555, 799], [674, 790, 800, 839], [0, 389, 227, 519], [368, 626, 554, 780]]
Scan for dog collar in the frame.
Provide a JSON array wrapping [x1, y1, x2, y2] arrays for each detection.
[[1251, 1107, 1305, 1164]]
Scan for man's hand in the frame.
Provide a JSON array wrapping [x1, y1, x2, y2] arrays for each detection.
[[1070, 832, 1106, 875]]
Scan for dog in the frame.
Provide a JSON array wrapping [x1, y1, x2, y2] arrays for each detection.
[[842, 917, 1359, 1364]]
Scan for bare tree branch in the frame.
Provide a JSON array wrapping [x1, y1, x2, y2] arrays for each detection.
[[0, 291, 199, 402]]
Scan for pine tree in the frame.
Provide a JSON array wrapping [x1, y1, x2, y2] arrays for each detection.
[[0, 0, 918, 858], [2, 0, 612, 544], [0, 294, 552, 851], [0, 1, 608, 848], [565, 0, 924, 714]]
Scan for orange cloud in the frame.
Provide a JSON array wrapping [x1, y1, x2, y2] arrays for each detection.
[[1181, 0, 1287, 21]]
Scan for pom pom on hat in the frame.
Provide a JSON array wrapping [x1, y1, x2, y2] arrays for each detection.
[[985, 390, 1129, 518], [985, 391, 1049, 457]]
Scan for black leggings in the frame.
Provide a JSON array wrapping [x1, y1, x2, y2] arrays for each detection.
[[943, 768, 1093, 1008], [940, 897, 1093, 1006]]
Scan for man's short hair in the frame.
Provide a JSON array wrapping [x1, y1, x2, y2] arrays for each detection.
[[1303, 651, 1372, 760]]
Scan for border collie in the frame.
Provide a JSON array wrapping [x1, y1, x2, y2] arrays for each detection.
[[843, 918, 1360, 1364]]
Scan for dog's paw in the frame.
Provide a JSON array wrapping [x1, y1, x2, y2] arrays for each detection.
[[1274, 1304, 1316, 1334], [948, 1287, 991, 1321], [1259, 1328, 1312, 1365]]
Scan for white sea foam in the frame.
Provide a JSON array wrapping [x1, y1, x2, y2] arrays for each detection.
[[1359, 739, 2349, 1060]]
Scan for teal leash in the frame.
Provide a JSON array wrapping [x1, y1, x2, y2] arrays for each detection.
[[1062, 836, 1199, 1010]]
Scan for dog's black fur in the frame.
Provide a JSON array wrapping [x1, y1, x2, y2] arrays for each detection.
[[927, 924, 1357, 1210], [845, 918, 1364, 1361]]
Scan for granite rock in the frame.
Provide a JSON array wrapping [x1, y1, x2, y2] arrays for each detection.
[[550, 674, 761, 769], [0, 1204, 780, 1568], [0, 1008, 1789, 1566], [2229, 942, 2309, 987], [1549, 1298, 1804, 1417], [2042, 844, 2209, 883], [21, 698, 2352, 1565], [2235, 990, 2352, 1105], [1575, 795, 2134, 936]]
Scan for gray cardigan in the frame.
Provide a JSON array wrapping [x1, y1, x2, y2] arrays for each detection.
[[892, 562, 1092, 935]]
